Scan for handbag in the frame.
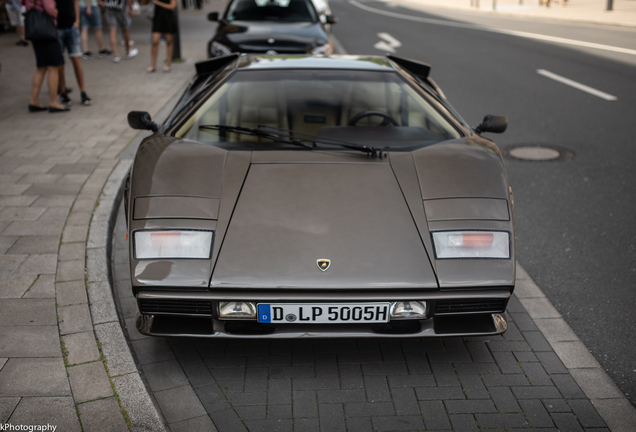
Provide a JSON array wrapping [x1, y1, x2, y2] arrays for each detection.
[[24, 8, 58, 41]]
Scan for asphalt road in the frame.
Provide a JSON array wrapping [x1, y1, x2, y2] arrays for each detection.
[[327, 0, 636, 405]]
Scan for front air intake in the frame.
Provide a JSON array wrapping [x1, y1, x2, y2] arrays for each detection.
[[140, 299, 213, 316], [434, 299, 506, 314]]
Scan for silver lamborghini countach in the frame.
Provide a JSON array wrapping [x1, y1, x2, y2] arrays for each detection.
[[126, 53, 514, 338]]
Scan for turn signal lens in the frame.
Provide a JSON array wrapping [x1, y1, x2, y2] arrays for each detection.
[[133, 230, 213, 259], [219, 302, 256, 320], [432, 231, 509, 259], [390, 301, 427, 320], [448, 233, 493, 248]]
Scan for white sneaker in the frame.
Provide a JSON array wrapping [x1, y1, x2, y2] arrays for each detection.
[[125, 48, 138, 59], [113, 56, 121, 63]]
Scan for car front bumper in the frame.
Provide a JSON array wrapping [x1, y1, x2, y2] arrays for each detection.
[[134, 289, 511, 338]]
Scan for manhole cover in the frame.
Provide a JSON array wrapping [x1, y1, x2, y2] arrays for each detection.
[[503, 145, 574, 162]]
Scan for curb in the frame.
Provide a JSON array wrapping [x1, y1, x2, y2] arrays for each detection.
[[83, 83, 190, 431], [87, 157, 166, 432], [515, 264, 636, 431]]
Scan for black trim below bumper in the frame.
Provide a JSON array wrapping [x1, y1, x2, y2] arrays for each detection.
[[135, 312, 508, 338]]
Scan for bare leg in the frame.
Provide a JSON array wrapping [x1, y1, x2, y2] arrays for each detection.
[[165, 34, 174, 68], [47, 67, 66, 109], [58, 65, 67, 93], [69, 57, 85, 92], [110, 27, 119, 57], [16, 25, 26, 42], [122, 28, 131, 55], [95, 28, 105, 51], [150, 32, 161, 69], [30, 66, 47, 107], [81, 27, 89, 53]]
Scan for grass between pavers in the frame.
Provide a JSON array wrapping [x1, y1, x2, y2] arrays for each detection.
[[97, 341, 134, 431], [22, 274, 40, 294], [52, 190, 134, 431]]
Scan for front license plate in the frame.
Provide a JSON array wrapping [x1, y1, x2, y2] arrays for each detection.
[[257, 303, 390, 324]]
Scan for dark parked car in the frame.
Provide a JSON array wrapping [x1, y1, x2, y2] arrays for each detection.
[[126, 54, 514, 339], [206, 0, 336, 58]]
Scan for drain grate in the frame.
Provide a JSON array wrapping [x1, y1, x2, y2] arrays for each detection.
[[503, 145, 574, 162]]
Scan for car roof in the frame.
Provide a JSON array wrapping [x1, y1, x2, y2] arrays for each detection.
[[236, 55, 397, 72]]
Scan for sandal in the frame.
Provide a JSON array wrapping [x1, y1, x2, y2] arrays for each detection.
[[146, 67, 156, 73], [162, 66, 171, 73]]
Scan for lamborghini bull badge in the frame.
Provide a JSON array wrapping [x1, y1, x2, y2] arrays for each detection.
[[317, 259, 331, 271]]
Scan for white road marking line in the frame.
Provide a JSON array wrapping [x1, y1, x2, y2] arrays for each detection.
[[374, 32, 402, 53], [537, 69, 618, 101], [349, 0, 636, 57]]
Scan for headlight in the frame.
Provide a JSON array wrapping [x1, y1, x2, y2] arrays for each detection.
[[133, 230, 214, 259], [432, 231, 510, 259], [210, 41, 232, 57], [219, 301, 256, 319], [390, 301, 427, 320], [311, 43, 332, 55]]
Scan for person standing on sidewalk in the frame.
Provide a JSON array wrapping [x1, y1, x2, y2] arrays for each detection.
[[23, 0, 70, 112], [147, 0, 176, 73], [79, 0, 111, 58], [56, 0, 92, 105], [100, 0, 138, 62], [5, 0, 28, 46]]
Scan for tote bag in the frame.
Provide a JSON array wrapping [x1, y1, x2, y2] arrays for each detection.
[[24, 7, 58, 41]]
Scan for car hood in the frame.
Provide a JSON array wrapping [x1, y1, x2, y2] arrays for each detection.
[[220, 21, 327, 52], [211, 160, 437, 290]]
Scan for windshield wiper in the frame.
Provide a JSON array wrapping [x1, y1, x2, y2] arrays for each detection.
[[199, 124, 313, 149], [199, 124, 385, 157]]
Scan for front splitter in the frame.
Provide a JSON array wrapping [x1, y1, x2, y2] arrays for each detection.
[[136, 312, 508, 339]]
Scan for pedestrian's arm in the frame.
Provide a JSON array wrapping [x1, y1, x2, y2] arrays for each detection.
[[73, 0, 80, 26], [153, 0, 176, 11], [41, 0, 58, 17]]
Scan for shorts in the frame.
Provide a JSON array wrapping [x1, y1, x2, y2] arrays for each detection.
[[80, 6, 102, 29], [58, 27, 82, 58], [5, 4, 25, 27], [105, 8, 131, 29]]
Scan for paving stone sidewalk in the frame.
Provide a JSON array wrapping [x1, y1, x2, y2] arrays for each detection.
[[401, 0, 636, 28], [0, 3, 220, 429]]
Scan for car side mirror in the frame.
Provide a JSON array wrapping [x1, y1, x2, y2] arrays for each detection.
[[208, 12, 219, 21], [127, 111, 159, 132], [325, 15, 337, 24], [475, 114, 508, 134]]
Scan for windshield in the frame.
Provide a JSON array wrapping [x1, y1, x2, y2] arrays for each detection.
[[226, 0, 317, 22], [177, 69, 462, 149]]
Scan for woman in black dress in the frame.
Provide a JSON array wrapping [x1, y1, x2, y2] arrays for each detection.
[[148, 0, 177, 73], [23, 0, 70, 112]]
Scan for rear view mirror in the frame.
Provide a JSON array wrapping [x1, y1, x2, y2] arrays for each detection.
[[208, 12, 219, 21], [325, 15, 337, 24], [475, 115, 508, 134], [127, 111, 159, 132]]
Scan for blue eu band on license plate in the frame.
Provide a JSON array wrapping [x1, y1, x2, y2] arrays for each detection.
[[257, 303, 390, 324]]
